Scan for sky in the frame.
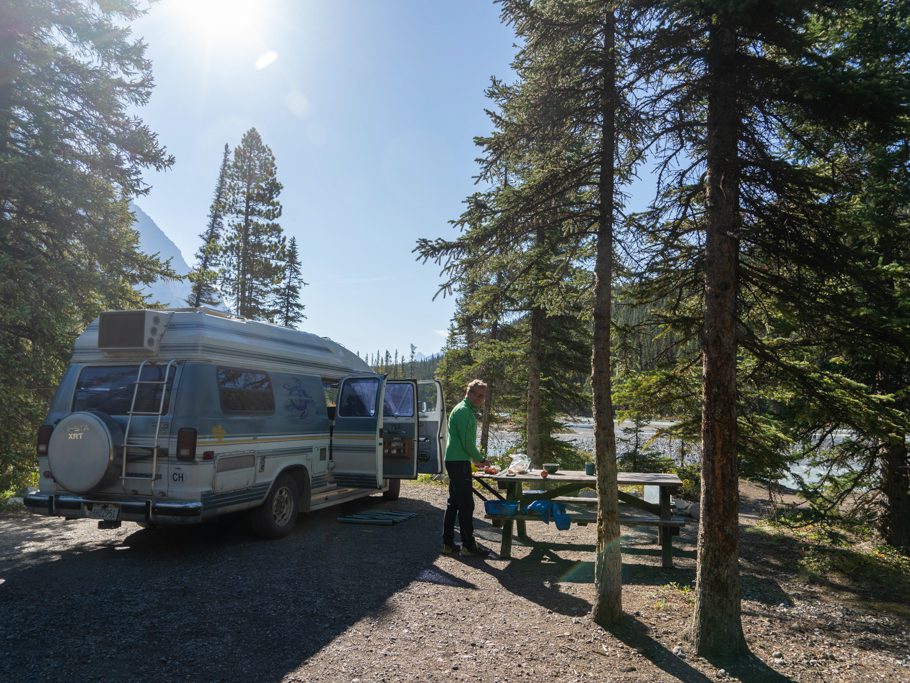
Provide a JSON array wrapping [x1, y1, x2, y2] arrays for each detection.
[[131, 0, 516, 359]]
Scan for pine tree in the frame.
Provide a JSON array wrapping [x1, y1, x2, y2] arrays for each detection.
[[187, 143, 230, 308], [418, 7, 640, 625], [274, 236, 306, 327], [742, 5, 910, 550], [220, 128, 285, 320], [490, 0, 641, 627], [0, 0, 174, 491], [628, 0, 910, 653]]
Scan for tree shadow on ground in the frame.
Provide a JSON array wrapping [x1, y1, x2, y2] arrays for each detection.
[[605, 616, 716, 682], [467, 535, 701, 617], [700, 651, 795, 682], [464, 546, 594, 617], [741, 574, 793, 606], [487, 531, 698, 585], [741, 524, 910, 613], [599, 616, 796, 682], [0, 495, 454, 683], [620, 542, 697, 561]]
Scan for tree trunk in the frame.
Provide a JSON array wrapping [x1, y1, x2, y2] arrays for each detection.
[[481, 381, 493, 454], [881, 437, 910, 552], [591, 6, 622, 627], [527, 306, 544, 467], [690, 16, 748, 657], [479, 318, 499, 454], [0, 5, 15, 161]]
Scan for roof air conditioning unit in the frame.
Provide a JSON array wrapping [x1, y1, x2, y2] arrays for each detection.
[[98, 310, 172, 354]]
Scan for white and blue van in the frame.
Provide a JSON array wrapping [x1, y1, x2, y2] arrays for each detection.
[[24, 309, 446, 538]]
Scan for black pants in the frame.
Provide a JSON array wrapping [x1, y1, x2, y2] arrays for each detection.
[[443, 460, 475, 546]]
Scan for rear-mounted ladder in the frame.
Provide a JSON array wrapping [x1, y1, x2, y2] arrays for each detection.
[[121, 360, 177, 491]]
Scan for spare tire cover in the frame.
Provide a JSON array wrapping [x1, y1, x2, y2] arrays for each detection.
[[48, 412, 124, 494]]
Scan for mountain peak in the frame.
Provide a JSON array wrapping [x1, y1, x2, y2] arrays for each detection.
[[130, 201, 195, 307]]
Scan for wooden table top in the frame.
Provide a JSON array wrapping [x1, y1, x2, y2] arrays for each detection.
[[474, 469, 682, 487]]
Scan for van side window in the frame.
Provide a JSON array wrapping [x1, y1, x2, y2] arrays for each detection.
[[217, 368, 275, 413], [418, 382, 438, 414], [383, 383, 415, 417], [338, 378, 378, 417], [73, 365, 174, 415]]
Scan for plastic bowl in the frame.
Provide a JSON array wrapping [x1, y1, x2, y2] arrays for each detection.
[[543, 463, 560, 474], [484, 500, 519, 517]]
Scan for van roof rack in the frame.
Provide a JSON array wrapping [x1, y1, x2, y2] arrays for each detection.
[[166, 306, 240, 320]]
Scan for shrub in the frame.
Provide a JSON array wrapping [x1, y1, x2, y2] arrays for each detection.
[[675, 462, 701, 501]]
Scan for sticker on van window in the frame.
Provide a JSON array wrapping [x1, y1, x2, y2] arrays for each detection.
[[283, 378, 314, 419]]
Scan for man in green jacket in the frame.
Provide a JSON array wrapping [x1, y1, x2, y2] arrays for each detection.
[[442, 379, 491, 557]]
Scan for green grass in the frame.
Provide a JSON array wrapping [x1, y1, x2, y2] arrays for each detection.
[[416, 473, 447, 487], [652, 580, 695, 610], [0, 487, 24, 511], [751, 518, 910, 604]]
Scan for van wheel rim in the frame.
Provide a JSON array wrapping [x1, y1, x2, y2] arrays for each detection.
[[272, 486, 293, 526]]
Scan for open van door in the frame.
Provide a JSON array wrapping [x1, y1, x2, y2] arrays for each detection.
[[333, 375, 384, 488], [417, 380, 446, 475], [382, 380, 419, 479]]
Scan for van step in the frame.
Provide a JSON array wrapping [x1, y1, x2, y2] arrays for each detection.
[[309, 487, 377, 511]]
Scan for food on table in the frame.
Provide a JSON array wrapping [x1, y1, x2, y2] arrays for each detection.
[[540, 470, 549, 478]]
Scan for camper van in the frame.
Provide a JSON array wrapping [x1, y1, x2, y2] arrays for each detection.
[[24, 309, 446, 538]]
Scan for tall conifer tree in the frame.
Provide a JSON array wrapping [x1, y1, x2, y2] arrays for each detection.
[[743, 5, 910, 551], [187, 143, 230, 308], [0, 0, 173, 490], [274, 236, 306, 327], [420, 0, 644, 624], [628, 0, 910, 654], [491, 0, 641, 626], [220, 128, 284, 320]]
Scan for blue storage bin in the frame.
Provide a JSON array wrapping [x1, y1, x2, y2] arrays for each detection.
[[484, 500, 519, 516]]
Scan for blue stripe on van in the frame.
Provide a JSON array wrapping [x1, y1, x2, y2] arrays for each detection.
[[333, 474, 379, 488], [202, 483, 270, 510], [332, 444, 376, 454]]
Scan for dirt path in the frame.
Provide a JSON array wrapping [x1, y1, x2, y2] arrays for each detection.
[[1, 481, 907, 681]]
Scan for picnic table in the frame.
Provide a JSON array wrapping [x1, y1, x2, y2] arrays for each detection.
[[474, 469, 687, 568]]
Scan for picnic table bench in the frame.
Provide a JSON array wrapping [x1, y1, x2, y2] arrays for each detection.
[[474, 469, 687, 568]]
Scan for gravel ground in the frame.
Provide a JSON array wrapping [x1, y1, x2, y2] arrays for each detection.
[[1, 480, 908, 682]]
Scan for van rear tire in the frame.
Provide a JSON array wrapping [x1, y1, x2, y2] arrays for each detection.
[[252, 474, 299, 538], [382, 478, 401, 501]]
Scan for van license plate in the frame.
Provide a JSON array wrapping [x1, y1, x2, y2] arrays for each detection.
[[89, 504, 120, 521]]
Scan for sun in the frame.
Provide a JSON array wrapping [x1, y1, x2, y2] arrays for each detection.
[[166, 0, 266, 44]]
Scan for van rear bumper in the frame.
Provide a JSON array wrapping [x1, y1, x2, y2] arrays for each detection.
[[24, 492, 203, 524]]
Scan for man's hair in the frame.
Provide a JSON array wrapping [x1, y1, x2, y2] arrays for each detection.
[[466, 379, 487, 394]]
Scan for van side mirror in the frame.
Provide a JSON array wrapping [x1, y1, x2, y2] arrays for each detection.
[[326, 405, 336, 421]]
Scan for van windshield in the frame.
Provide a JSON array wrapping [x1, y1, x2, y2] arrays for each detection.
[[73, 365, 175, 415]]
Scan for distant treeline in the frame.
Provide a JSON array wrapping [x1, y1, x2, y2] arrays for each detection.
[[361, 347, 441, 380]]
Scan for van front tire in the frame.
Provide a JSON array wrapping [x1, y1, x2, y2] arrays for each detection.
[[252, 474, 299, 538], [382, 478, 400, 501]]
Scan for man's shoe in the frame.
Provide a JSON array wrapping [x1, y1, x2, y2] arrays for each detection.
[[442, 542, 461, 554], [460, 543, 492, 557]]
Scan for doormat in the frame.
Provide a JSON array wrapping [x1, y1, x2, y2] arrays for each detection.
[[336, 511, 417, 526]]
